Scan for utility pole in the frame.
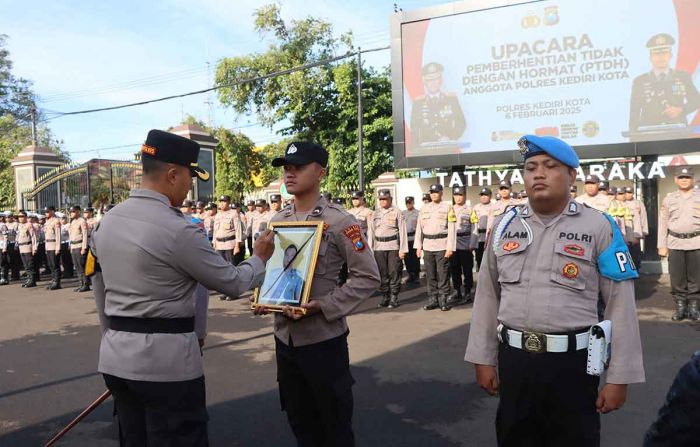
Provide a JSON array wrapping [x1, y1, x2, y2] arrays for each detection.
[[30, 105, 38, 146], [357, 48, 364, 191]]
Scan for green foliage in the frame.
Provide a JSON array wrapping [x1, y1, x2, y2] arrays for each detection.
[[0, 34, 36, 123], [215, 4, 393, 195], [213, 127, 266, 203]]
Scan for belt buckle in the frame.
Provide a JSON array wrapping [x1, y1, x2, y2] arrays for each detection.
[[522, 332, 547, 354]]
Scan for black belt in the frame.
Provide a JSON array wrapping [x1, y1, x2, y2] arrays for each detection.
[[70, 239, 82, 244], [457, 232, 469, 236], [109, 316, 195, 334], [18, 242, 31, 246], [216, 236, 236, 242], [477, 229, 486, 234], [423, 233, 447, 240], [46, 239, 56, 242], [375, 235, 398, 242], [669, 230, 700, 239], [407, 231, 416, 236]]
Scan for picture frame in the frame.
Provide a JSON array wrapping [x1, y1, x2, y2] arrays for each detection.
[[252, 221, 324, 314]]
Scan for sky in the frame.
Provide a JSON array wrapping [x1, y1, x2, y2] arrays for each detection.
[[1, 0, 449, 162]]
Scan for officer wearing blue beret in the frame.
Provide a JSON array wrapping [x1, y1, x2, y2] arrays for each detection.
[[466, 135, 645, 446]]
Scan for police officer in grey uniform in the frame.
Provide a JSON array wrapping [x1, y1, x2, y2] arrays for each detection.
[[368, 189, 408, 308], [254, 141, 380, 447], [402, 196, 420, 282], [91, 130, 274, 445], [629, 33, 700, 133], [465, 135, 644, 446], [658, 166, 700, 321], [450, 186, 476, 305]]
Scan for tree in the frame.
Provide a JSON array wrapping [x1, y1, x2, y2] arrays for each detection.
[[0, 36, 66, 209], [215, 4, 393, 197]]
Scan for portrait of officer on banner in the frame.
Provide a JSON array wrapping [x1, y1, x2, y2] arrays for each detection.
[[627, 33, 700, 141], [253, 221, 324, 313], [410, 62, 467, 153]]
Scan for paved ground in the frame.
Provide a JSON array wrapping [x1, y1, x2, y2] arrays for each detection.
[[0, 273, 698, 446]]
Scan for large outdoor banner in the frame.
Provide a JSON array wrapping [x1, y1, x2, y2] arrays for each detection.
[[399, 0, 700, 161]]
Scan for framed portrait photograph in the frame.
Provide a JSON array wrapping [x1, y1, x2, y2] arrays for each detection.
[[252, 221, 324, 314]]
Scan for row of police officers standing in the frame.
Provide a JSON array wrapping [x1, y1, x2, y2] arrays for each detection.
[[1, 205, 97, 292]]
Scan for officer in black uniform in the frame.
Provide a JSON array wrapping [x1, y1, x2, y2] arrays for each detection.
[[410, 62, 466, 149], [629, 33, 700, 132]]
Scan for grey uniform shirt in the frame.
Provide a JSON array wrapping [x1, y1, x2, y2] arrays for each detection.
[[368, 205, 409, 253], [658, 190, 700, 250], [403, 208, 419, 243], [465, 201, 645, 385], [271, 197, 380, 347], [92, 189, 265, 382]]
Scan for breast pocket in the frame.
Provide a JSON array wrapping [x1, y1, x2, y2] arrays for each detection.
[[496, 244, 527, 283], [550, 241, 593, 290], [313, 233, 331, 276]]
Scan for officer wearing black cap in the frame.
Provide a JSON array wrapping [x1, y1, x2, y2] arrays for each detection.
[[570, 184, 578, 199], [256, 141, 380, 446], [466, 135, 644, 446], [194, 201, 206, 219], [471, 187, 493, 269], [415, 183, 457, 310], [576, 175, 611, 212], [245, 199, 257, 256], [629, 33, 700, 134], [599, 180, 610, 195], [368, 189, 408, 308], [410, 62, 466, 149], [91, 129, 273, 444], [488, 180, 516, 231], [68, 205, 90, 292], [348, 190, 372, 237], [450, 185, 475, 305], [658, 166, 700, 321], [402, 196, 420, 282], [43, 206, 63, 290], [422, 193, 431, 204], [16, 210, 37, 287], [213, 194, 245, 300]]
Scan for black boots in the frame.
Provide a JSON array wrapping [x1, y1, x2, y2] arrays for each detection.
[[47, 279, 62, 290], [671, 299, 687, 321], [23, 271, 36, 288], [0, 269, 8, 285], [74, 277, 91, 292], [688, 300, 700, 321], [423, 295, 439, 310], [378, 294, 390, 308], [388, 294, 399, 309], [439, 295, 452, 312]]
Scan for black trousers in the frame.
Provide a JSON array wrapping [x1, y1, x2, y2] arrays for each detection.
[[34, 242, 45, 275], [450, 249, 474, 295], [233, 246, 244, 266], [374, 249, 402, 295], [276, 333, 355, 447], [0, 249, 10, 273], [60, 243, 74, 277], [103, 374, 208, 447], [20, 252, 34, 276], [247, 235, 254, 257], [46, 249, 61, 281], [668, 249, 700, 302], [9, 245, 21, 279], [497, 343, 600, 447], [629, 241, 643, 270], [404, 239, 420, 277], [217, 249, 233, 264], [70, 248, 85, 281], [423, 250, 450, 298], [475, 241, 486, 270]]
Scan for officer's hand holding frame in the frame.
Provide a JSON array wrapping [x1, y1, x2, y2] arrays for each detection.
[[252, 221, 324, 315]]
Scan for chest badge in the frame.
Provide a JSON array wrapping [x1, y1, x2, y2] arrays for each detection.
[[502, 241, 520, 252], [562, 262, 580, 279]]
